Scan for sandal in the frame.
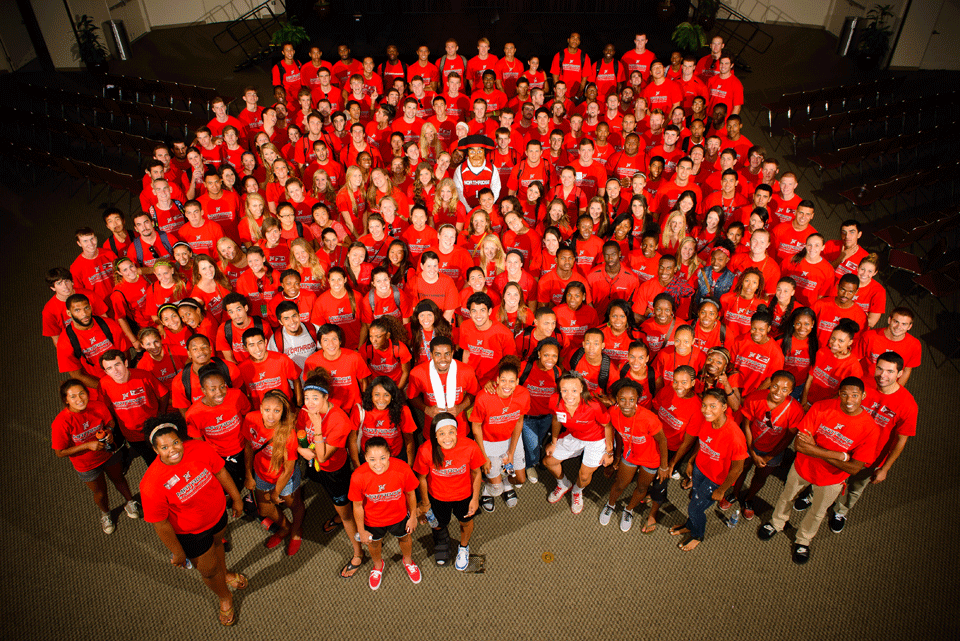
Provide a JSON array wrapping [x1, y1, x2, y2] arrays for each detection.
[[679, 536, 702, 551], [669, 525, 689, 536], [339, 556, 365, 578], [226, 572, 248, 590], [218, 604, 236, 626], [680, 478, 693, 491], [641, 521, 657, 535], [322, 516, 343, 533]]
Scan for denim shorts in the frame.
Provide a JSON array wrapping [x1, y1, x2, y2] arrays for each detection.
[[76, 450, 123, 483], [254, 463, 302, 496], [754, 447, 785, 468]]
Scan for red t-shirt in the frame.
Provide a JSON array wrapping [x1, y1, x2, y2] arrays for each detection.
[[806, 349, 865, 404], [56, 316, 130, 379], [771, 222, 818, 263], [728, 253, 780, 296], [140, 440, 227, 534], [185, 389, 251, 457], [851, 278, 886, 317], [730, 336, 786, 395], [71, 250, 117, 300], [472, 387, 531, 442], [537, 269, 590, 306], [813, 299, 868, 347], [653, 346, 706, 386], [740, 389, 804, 453], [653, 387, 701, 450], [50, 401, 114, 472], [406, 361, 479, 437], [611, 405, 663, 468], [857, 328, 921, 371], [352, 405, 417, 457], [769, 192, 803, 225], [553, 303, 600, 358], [549, 394, 611, 442], [458, 320, 517, 385], [861, 381, 918, 467], [243, 411, 299, 484], [238, 353, 301, 408], [348, 459, 419, 527], [521, 363, 561, 415], [303, 349, 371, 412], [171, 360, 243, 409], [571, 355, 622, 396], [42, 289, 109, 338], [720, 293, 765, 345], [779, 336, 813, 386], [406, 273, 461, 313], [794, 399, 878, 486], [686, 416, 748, 485], [359, 340, 413, 384], [414, 438, 484, 502], [298, 404, 353, 472], [781, 257, 835, 308], [311, 291, 362, 349], [98, 370, 168, 442]]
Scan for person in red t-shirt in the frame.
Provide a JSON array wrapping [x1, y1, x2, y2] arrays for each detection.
[[407, 336, 479, 437], [730, 309, 786, 396], [349, 376, 417, 465], [759, 378, 878, 564], [781, 233, 835, 308], [57, 294, 131, 393], [856, 308, 921, 385], [42, 267, 109, 348], [140, 421, 245, 625], [600, 380, 668, 530], [243, 390, 304, 555], [668, 388, 747, 550], [99, 350, 170, 466], [303, 324, 370, 412], [544, 373, 615, 514], [723, 372, 803, 519], [471, 358, 530, 512], [812, 274, 868, 347], [52, 380, 139, 534], [349, 436, 421, 590], [238, 327, 303, 408], [803, 319, 864, 409], [459, 292, 517, 386]]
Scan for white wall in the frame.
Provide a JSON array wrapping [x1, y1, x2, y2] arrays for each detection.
[[139, 0, 280, 28], [32, 0, 151, 69]]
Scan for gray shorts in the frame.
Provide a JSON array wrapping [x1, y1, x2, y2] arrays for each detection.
[[76, 450, 123, 483]]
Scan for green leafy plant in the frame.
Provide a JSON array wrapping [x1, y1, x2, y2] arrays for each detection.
[[71, 14, 109, 67], [672, 22, 706, 55], [270, 16, 310, 48], [857, 4, 895, 61]]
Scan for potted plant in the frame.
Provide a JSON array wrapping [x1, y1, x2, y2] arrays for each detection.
[[857, 4, 895, 69], [671, 21, 706, 56], [270, 16, 310, 51], [697, 0, 721, 32], [71, 14, 109, 74]]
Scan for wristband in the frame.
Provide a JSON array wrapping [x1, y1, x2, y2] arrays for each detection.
[[659, 466, 669, 471], [842, 452, 849, 462]]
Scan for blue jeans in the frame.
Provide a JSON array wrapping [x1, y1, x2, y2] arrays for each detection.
[[522, 415, 553, 468], [684, 464, 720, 540]]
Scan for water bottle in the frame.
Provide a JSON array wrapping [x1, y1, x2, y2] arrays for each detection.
[[297, 429, 310, 448], [501, 454, 515, 477], [727, 509, 740, 528], [172, 554, 194, 569], [96, 429, 114, 452], [424, 508, 440, 529]]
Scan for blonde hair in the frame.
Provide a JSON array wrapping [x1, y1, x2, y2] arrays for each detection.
[[289, 238, 327, 288], [432, 178, 460, 221], [477, 235, 506, 275], [259, 143, 283, 184], [365, 168, 395, 210], [676, 236, 702, 272], [244, 193, 267, 242], [311, 169, 336, 205], [151, 258, 187, 300], [661, 210, 688, 249], [418, 122, 444, 160]]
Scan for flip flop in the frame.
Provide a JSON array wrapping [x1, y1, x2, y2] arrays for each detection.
[[218, 604, 236, 626], [339, 556, 365, 578], [680, 478, 693, 491], [668, 525, 688, 536], [323, 517, 343, 533], [679, 536, 702, 552], [226, 573, 248, 590], [641, 522, 657, 535]]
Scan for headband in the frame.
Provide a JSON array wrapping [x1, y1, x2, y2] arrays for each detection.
[[149, 423, 177, 443], [157, 303, 179, 316], [713, 246, 731, 258], [304, 385, 328, 395], [172, 241, 191, 251], [435, 417, 458, 432], [177, 298, 202, 311]]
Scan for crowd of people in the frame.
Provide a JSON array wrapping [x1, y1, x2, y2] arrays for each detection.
[[45, 30, 921, 624]]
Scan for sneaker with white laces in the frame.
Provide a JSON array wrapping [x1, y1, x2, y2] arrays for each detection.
[[794, 493, 812, 512], [828, 513, 846, 533], [124, 500, 142, 519], [598, 504, 615, 526], [571, 491, 584, 514], [403, 561, 422, 584], [526, 467, 538, 484], [620, 509, 634, 532], [369, 563, 384, 590], [547, 482, 571, 504], [100, 512, 115, 534], [455, 545, 469, 571]]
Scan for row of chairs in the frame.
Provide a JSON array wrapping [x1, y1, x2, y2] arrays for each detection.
[[759, 77, 905, 130], [807, 123, 956, 188], [872, 207, 960, 250], [102, 74, 224, 114], [838, 160, 960, 213], [12, 82, 204, 137], [3, 140, 141, 195], [780, 92, 956, 155]]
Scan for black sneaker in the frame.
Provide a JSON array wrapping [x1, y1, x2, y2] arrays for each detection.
[[793, 493, 812, 512], [480, 496, 495, 513], [757, 523, 779, 541], [828, 513, 846, 533], [792, 543, 811, 565]]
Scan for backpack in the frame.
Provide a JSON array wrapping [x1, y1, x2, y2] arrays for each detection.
[[225, 316, 264, 348], [181, 356, 232, 401], [273, 322, 318, 354], [519, 356, 561, 387], [569, 348, 612, 393], [368, 286, 402, 317], [438, 55, 469, 82], [619, 361, 656, 397], [361, 340, 401, 363], [517, 325, 562, 360], [378, 60, 408, 81], [64, 316, 114, 368], [133, 232, 174, 267]]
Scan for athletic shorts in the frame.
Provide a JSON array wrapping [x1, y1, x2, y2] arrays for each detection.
[[428, 494, 475, 526], [309, 461, 352, 506], [366, 516, 409, 541], [551, 433, 607, 468], [175, 510, 228, 560], [482, 438, 525, 479]]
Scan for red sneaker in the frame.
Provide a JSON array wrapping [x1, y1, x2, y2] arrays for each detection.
[[403, 561, 422, 584], [369, 562, 384, 591], [718, 497, 733, 511], [265, 533, 284, 549]]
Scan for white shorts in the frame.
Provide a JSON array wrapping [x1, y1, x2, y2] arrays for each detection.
[[551, 434, 607, 468], [482, 438, 525, 479]]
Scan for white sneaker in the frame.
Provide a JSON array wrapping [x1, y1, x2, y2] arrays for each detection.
[[547, 482, 571, 504], [598, 504, 615, 526], [124, 500, 142, 519], [526, 467, 539, 484], [571, 491, 584, 514], [455, 545, 469, 571], [620, 509, 634, 532], [100, 512, 115, 534]]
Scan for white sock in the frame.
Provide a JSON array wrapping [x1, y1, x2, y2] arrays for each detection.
[[482, 484, 492, 497], [558, 476, 571, 489], [573, 484, 584, 494], [502, 480, 513, 492], [606, 502, 616, 509]]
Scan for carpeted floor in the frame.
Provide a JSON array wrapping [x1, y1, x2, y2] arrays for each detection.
[[1, 11, 959, 640]]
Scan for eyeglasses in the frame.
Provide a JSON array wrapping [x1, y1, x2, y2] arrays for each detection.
[[149, 246, 160, 259]]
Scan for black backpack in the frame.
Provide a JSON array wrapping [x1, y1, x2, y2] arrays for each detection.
[[64, 316, 114, 368], [519, 356, 561, 388], [181, 356, 232, 401], [569, 348, 612, 393], [619, 361, 656, 397]]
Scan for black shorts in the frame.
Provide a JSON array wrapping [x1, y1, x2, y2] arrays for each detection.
[[428, 494, 474, 527], [221, 449, 246, 492], [175, 510, 228, 560], [307, 460, 352, 507], [367, 516, 409, 541], [128, 440, 157, 466]]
